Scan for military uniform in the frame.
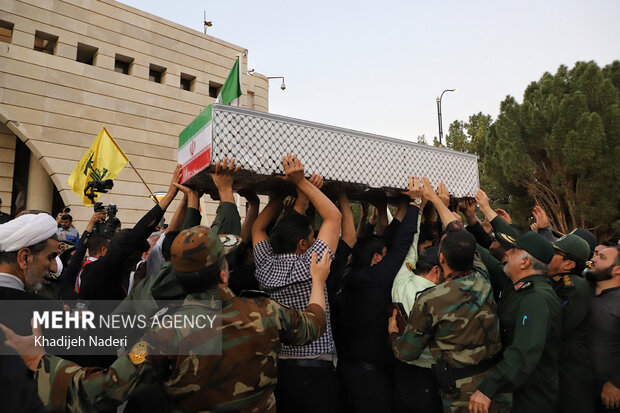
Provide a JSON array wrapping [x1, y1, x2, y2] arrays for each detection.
[[478, 274, 562, 413], [551, 272, 594, 413], [35, 286, 326, 412], [392, 266, 509, 413]]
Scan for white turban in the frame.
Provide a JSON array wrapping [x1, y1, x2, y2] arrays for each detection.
[[0, 213, 58, 252]]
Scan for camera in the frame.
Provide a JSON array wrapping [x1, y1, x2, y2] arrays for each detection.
[[84, 179, 114, 205], [87, 179, 118, 234], [92, 202, 119, 234]]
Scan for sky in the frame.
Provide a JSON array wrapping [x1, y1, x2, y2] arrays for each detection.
[[119, 0, 620, 144]]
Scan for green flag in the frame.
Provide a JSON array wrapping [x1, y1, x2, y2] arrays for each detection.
[[215, 57, 242, 106]]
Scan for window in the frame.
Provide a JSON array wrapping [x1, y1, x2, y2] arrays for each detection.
[[114, 54, 133, 75], [149, 64, 166, 83], [34, 31, 58, 54], [76, 43, 98, 65], [209, 81, 222, 98], [0, 20, 14, 43], [180, 73, 196, 91]]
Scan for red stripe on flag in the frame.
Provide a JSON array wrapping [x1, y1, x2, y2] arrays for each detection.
[[181, 146, 211, 183]]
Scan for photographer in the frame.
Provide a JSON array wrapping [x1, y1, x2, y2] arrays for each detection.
[[77, 164, 182, 301]]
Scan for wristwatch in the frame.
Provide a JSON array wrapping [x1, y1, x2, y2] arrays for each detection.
[[411, 197, 422, 206]]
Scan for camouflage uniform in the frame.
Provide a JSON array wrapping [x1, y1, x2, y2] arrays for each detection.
[[392, 267, 510, 413], [35, 286, 326, 412]]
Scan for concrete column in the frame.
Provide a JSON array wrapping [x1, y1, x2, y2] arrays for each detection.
[[26, 153, 54, 213]]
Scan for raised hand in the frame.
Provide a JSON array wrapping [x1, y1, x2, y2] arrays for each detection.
[[173, 183, 201, 208], [437, 182, 450, 207], [459, 200, 477, 224], [209, 157, 241, 191], [282, 154, 305, 184], [308, 173, 324, 190], [532, 205, 550, 228], [421, 177, 438, 201], [475, 189, 491, 211], [494, 208, 512, 225], [402, 176, 424, 200]]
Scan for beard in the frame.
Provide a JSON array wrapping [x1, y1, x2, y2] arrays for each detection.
[[24, 265, 45, 291], [585, 265, 613, 282]]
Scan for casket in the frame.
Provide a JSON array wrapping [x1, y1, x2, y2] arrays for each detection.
[[182, 104, 479, 201]]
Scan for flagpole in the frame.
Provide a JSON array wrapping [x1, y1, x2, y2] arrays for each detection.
[[127, 159, 159, 204]]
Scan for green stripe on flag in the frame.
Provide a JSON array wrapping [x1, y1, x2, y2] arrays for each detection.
[[179, 105, 212, 148], [220, 58, 242, 105]]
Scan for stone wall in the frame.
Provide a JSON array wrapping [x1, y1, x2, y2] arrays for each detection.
[[0, 0, 268, 228]]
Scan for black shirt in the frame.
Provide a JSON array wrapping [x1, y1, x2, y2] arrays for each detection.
[[339, 204, 419, 367], [591, 285, 620, 387]]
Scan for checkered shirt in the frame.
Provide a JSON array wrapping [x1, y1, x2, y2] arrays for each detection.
[[254, 238, 335, 357]]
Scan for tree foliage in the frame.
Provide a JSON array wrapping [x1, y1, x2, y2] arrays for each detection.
[[444, 61, 620, 238]]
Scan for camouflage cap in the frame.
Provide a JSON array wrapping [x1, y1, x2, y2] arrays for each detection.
[[496, 231, 554, 264], [171, 226, 225, 273], [553, 234, 590, 264]]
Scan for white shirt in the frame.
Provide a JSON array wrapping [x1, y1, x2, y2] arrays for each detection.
[[0, 272, 25, 291]]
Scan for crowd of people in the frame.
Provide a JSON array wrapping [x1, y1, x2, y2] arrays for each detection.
[[0, 154, 618, 413]]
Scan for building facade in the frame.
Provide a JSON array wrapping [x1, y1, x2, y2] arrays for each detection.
[[0, 0, 269, 228]]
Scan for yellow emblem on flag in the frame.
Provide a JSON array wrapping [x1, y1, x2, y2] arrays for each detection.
[[67, 126, 128, 206], [129, 340, 148, 365]]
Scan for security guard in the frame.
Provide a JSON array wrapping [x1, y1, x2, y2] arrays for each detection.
[[469, 231, 562, 413], [547, 234, 594, 413], [2, 225, 330, 412]]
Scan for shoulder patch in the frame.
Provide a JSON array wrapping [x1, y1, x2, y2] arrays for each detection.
[[552, 275, 574, 288], [239, 289, 270, 299], [514, 280, 533, 292], [406, 262, 415, 272], [129, 340, 148, 365], [562, 275, 573, 287]]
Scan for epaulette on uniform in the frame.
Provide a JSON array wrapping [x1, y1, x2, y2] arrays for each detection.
[[514, 280, 533, 292], [239, 290, 270, 299], [553, 275, 574, 288]]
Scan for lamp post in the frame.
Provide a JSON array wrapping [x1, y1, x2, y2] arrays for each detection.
[[267, 76, 286, 90], [436, 88, 456, 146]]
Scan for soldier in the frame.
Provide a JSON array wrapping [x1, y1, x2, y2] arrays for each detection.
[[469, 231, 562, 413], [388, 227, 508, 413], [547, 233, 594, 413], [2, 225, 331, 412]]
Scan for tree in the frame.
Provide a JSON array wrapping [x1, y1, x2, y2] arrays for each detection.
[[445, 120, 468, 152], [442, 113, 493, 157], [417, 134, 428, 145], [482, 61, 620, 237]]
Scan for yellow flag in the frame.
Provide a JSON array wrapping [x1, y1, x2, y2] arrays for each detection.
[[68, 126, 128, 206]]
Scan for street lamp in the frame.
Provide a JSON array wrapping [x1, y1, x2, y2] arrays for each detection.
[[436, 88, 456, 146], [267, 76, 286, 90]]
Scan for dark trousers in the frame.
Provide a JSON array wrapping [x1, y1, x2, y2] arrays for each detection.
[[337, 359, 393, 413], [393, 361, 442, 413], [276, 358, 338, 413]]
